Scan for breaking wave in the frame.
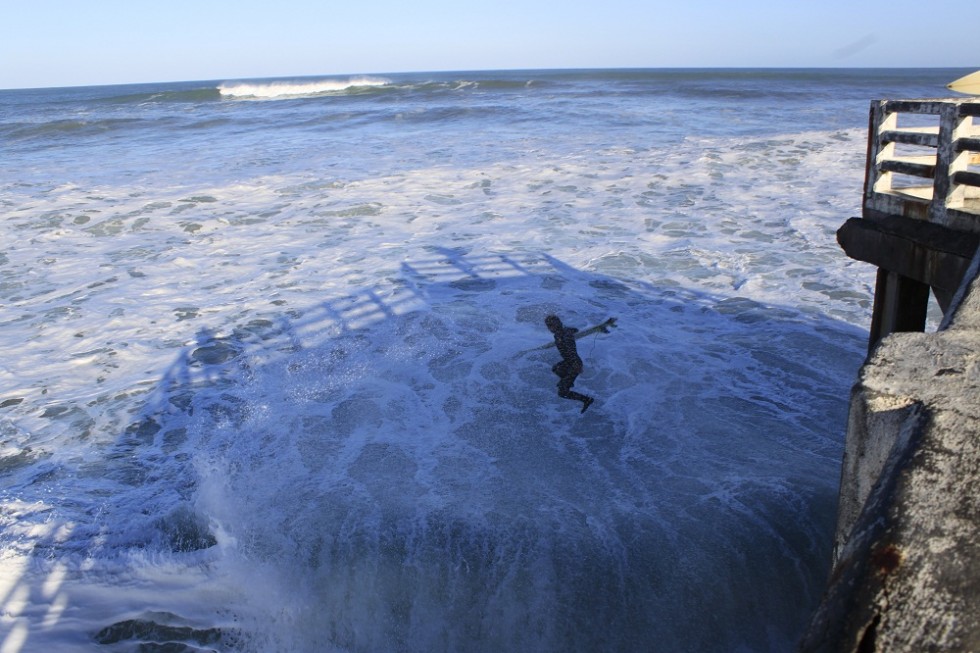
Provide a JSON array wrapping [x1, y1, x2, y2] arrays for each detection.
[[218, 77, 391, 99]]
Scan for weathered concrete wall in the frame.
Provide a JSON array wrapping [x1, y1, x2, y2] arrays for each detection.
[[799, 249, 980, 652]]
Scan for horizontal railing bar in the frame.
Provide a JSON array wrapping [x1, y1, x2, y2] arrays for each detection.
[[881, 101, 980, 117], [952, 171, 980, 188], [881, 102, 936, 114], [882, 100, 951, 114], [881, 130, 940, 147], [879, 159, 936, 179], [956, 137, 980, 152]]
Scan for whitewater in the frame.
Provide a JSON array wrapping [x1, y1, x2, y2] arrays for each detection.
[[0, 69, 964, 652]]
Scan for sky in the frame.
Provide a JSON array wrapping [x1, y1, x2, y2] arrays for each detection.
[[1, 0, 976, 89]]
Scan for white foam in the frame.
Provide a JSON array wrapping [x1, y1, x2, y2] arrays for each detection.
[[218, 77, 390, 99], [0, 80, 877, 650]]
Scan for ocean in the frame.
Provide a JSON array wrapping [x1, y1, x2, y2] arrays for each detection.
[[0, 68, 966, 652]]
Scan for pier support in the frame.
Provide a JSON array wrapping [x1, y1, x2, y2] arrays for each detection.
[[868, 269, 929, 347], [836, 213, 979, 352]]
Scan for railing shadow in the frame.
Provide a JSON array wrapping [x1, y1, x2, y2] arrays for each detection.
[[1, 248, 869, 652]]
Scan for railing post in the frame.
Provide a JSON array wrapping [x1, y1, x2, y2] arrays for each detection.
[[865, 102, 894, 205], [946, 106, 976, 212], [931, 103, 960, 226]]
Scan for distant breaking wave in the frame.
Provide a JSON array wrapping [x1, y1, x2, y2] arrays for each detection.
[[218, 77, 390, 99]]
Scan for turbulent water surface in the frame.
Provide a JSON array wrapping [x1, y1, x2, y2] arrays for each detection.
[[0, 68, 965, 651]]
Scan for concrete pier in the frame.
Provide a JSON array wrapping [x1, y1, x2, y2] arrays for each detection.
[[799, 98, 980, 652], [799, 248, 980, 652]]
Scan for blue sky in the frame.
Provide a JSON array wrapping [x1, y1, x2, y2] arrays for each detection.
[[2, 0, 975, 89]]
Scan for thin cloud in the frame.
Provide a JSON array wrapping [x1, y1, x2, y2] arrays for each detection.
[[833, 34, 879, 60]]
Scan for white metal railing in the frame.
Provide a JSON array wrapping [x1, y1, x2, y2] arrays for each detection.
[[865, 99, 980, 233]]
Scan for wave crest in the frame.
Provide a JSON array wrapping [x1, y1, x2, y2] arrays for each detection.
[[218, 77, 390, 99]]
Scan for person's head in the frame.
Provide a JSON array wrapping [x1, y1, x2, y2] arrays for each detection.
[[545, 315, 562, 333]]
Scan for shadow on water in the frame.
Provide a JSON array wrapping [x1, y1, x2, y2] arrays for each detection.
[[0, 249, 867, 652]]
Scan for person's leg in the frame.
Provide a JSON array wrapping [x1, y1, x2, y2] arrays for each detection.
[[563, 388, 590, 403], [554, 363, 594, 412], [557, 371, 587, 400], [557, 370, 576, 397]]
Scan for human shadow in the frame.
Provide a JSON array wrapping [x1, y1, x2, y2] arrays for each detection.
[[1, 248, 868, 653]]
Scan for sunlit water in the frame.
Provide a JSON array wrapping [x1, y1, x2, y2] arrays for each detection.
[[0, 69, 964, 651]]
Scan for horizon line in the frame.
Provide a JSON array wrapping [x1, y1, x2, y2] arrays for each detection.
[[2, 65, 974, 93]]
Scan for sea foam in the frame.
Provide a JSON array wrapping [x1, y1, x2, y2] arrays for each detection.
[[218, 77, 390, 99], [2, 68, 959, 652]]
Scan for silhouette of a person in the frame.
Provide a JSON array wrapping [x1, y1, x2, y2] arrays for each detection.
[[545, 315, 595, 413]]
